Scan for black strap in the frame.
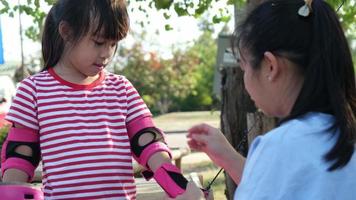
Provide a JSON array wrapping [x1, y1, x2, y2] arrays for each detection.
[[130, 127, 164, 157], [6, 141, 41, 166], [166, 170, 188, 190]]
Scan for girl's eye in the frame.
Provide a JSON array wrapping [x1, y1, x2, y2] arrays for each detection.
[[111, 42, 117, 48], [93, 40, 105, 46]]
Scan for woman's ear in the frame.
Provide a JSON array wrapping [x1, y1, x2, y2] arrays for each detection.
[[263, 51, 280, 82], [58, 21, 72, 42]]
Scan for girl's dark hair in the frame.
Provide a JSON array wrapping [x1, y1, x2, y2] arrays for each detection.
[[233, 0, 356, 171], [42, 0, 129, 70]]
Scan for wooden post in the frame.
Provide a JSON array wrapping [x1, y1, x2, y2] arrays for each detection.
[[246, 112, 278, 146], [220, 66, 255, 200], [218, 1, 277, 199]]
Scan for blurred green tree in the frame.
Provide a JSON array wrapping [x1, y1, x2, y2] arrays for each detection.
[[111, 18, 218, 114], [0, 0, 354, 40], [175, 24, 218, 111]]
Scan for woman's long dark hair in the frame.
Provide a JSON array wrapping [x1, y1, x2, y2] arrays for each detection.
[[233, 0, 356, 171], [41, 0, 129, 70]]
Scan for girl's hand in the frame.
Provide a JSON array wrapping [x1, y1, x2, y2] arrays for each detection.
[[164, 182, 205, 200], [187, 123, 233, 168]]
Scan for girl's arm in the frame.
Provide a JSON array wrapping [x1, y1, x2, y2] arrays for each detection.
[[128, 125, 190, 198], [137, 131, 171, 171], [147, 151, 171, 172], [1, 123, 39, 183], [2, 168, 29, 182]]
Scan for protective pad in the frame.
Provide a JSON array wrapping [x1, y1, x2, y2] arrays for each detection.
[[1, 127, 40, 181], [0, 184, 44, 200], [153, 163, 188, 198], [130, 127, 172, 168]]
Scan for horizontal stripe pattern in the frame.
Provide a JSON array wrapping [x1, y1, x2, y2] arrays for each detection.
[[6, 70, 152, 199]]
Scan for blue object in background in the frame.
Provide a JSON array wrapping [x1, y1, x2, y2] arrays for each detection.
[[0, 18, 4, 64]]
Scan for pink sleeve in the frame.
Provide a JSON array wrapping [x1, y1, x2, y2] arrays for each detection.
[[5, 78, 39, 130]]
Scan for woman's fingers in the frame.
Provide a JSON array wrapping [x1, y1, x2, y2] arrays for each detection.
[[187, 139, 205, 151], [187, 123, 210, 137], [187, 124, 220, 152], [190, 133, 209, 144], [163, 181, 205, 200], [187, 133, 210, 151]]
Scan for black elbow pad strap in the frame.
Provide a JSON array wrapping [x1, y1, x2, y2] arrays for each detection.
[[130, 127, 165, 157], [130, 127, 172, 168], [5, 141, 41, 166]]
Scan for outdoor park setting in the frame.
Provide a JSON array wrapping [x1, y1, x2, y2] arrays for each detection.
[[0, 0, 356, 199]]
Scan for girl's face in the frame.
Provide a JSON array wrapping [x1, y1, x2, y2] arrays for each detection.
[[63, 31, 117, 77], [239, 50, 274, 116], [239, 48, 305, 118]]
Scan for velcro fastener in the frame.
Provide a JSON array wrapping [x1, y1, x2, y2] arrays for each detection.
[[153, 163, 188, 198]]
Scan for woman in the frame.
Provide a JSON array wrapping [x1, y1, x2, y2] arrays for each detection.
[[170, 0, 356, 199]]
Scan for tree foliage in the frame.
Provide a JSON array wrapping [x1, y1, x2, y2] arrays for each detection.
[[120, 47, 197, 114], [177, 29, 218, 111], [1, 0, 354, 39], [112, 28, 217, 114]]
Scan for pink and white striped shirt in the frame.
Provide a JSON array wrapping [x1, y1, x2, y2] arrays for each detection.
[[6, 68, 154, 199]]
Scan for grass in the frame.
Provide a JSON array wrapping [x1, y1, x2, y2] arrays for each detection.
[[153, 111, 220, 132], [182, 160, 227, 200]]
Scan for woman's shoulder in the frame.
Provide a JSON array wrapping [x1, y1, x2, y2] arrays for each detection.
[[265, 112, 335, 140], [252, 113, 337, 163], [251, 112, 336, 156]]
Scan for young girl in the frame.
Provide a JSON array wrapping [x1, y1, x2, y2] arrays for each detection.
[[171, 0, 356, 199], [1, 0, 190, 199]]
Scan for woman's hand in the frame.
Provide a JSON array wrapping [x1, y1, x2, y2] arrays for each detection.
[[164, 182, 206, 200], [187, 123, 246, 184], [187, 123, 233, 168]]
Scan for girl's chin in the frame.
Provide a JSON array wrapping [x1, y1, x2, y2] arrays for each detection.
[[85, 70, 102, 77], [91, 66, 104, 73]]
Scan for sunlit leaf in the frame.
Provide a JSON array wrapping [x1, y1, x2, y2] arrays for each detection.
[[165, 24, 173, 31], [163, 12, 171, 19], [154, 0, 173, 10]]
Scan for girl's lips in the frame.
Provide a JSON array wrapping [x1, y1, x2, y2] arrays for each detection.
[[94, 64, 104, 68]]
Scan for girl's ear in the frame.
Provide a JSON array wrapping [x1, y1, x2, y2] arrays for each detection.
[[262, 51, 280, 82], [58, 21, 72, 42]]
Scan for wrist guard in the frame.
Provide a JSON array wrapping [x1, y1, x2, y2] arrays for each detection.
[[143, 162, 188, 198]]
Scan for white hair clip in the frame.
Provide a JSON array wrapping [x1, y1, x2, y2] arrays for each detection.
[[298, 0, 313, 17]]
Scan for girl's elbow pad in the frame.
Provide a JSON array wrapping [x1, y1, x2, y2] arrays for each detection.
[[1, 127, 40, 182], [130, 127, 172, 168]]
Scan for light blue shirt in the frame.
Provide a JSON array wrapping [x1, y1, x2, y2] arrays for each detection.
[[234, 112, 356, 200]]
